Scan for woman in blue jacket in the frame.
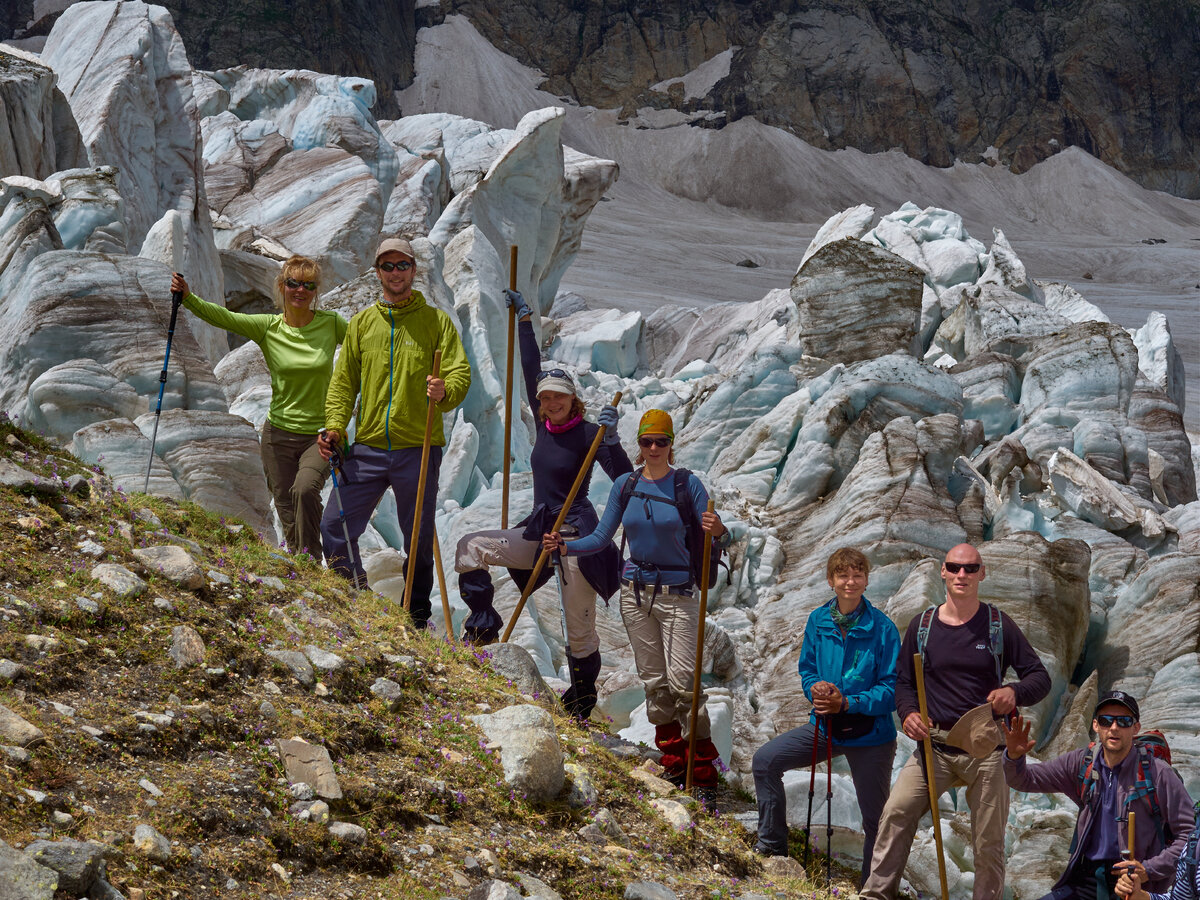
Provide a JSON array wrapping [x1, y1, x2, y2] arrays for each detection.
[[751, 547, 900, 885]]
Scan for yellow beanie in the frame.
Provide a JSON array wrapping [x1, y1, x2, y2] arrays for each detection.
[[637, 409, 674, 440]]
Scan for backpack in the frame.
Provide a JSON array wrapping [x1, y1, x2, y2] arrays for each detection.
[[1075, 735, 1174, 847], [916, 602, 1004, 683], [615, 466, 725, 591]]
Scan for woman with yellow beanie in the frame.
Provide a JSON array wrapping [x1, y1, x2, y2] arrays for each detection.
[[545, 408, 731, 795]]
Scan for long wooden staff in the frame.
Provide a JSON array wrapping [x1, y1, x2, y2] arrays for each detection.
[[685, 499, 716, 791], [433, 524, 452, 640], [499, 391, 622, 642], [502, 245, 517, 529], [914, 653, 949, 900], [403, 350, 442, 613]]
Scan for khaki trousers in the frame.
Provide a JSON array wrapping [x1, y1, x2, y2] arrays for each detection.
[[260, 421, 328, 558], [861, 729, 1008, 900], [619, 582, 710, 740], [454, 528, 600, 656]]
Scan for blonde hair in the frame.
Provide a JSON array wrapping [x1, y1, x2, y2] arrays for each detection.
[[273, 255, 322, 310]]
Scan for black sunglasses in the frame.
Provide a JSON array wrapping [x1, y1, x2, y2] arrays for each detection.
[[1096, 714, 1135, 729], [285, 278, 317, 291], [638, 437, 671, 449], [536, 369, 570, 383], [944, 562, 981, 574], [377, 260, 413, 272]]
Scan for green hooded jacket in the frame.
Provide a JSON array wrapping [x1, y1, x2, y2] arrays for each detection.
[[324, 290, 471, 449]]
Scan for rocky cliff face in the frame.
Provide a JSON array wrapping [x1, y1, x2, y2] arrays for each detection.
[[440, 0, 1200, 199]]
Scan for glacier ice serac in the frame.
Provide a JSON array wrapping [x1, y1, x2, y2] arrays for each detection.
[[1, 5, 1198, 896]]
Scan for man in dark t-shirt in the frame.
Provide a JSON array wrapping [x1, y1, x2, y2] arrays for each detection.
[[860, 543, 1051, 900]]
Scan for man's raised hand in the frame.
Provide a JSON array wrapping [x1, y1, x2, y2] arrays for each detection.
[[1000, 713, 1036, 759]]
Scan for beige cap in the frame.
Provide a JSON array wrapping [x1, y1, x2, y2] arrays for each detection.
[[944, 703, 1004, 758], [535, 375, 576, 398], [375, 237, 415, 263]]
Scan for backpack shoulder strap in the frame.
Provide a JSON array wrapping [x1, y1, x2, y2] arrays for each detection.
[[987, 603, 1004, 684], [1131, 743, 1169, 845], [617, 467, 643, 513], [672, 468, 698, 532], [916, 606, 938, 659], [1077, 742, 1098, 802]]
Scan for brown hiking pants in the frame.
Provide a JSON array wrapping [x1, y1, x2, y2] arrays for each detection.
[[260, 421, 328, 558]]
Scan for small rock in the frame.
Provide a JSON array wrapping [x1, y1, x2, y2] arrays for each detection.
[[303, 645, 345, 672], [0, 658, 25, 682], [314, 682, 330, 697], [49, 701, 76, 717], [91, 563, 146, 597], [152, 597, 173, 612], [517, 872, 565, 900], [277, 737, 342, 799], [370, 677, 403, 706], [289, 783, 314, 801], [467, 880, 521, 900], [629, 767, 678, 796], [307, 800, 330, 824], [265, 650, 314, 688], [24, 788, 48, 804], [1, 744, 31, 763], [24, 838, 104, 893], [735, 258, 760, 268], [51, 810, 74, 827], [76, 540, 106, 557], [469, 704, 564, 803], [563, 762, 598, 809], [168, 624, 206, 669], [0, 703, 45, 747], [259, 701, 277, 718], [624, 882, 679, 900], [328, 822, 367, 844], [133, 508, 162, 527], [132, 824, 170, 862], [577, 823, 607, 845], [0, 838, 58, 898], [16, 515, 47, 530], [207, 569, 231, 585], [593, 808, 629, 847], [25, 634, 60, 653], [478, 847, 500, 875], [270, 862, 290, 883], [650, 798, 692, 831], [254, 575, 286, 591], [80, 725, 105, 739], [761, 855, 805, 877], [65, 474, 90, 496], [134, 711, 172, 728], [132, 546, 205, 591], [464, 854, 484, 877], [263, 680, 282, 695], [75, 597, 101, 615], [138, 778, 164, 797]]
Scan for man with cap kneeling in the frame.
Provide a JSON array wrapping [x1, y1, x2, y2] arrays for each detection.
[[1002, 690, 1195, 900], [318, 237, 471, 628]]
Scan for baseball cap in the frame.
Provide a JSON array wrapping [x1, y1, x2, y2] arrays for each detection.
[[1093, 690, 1139, 721], [375, 237, 415, 264]]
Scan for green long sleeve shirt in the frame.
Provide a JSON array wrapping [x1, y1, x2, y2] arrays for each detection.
[[324, 290, 471, 449], [182, 292, 348, 434]]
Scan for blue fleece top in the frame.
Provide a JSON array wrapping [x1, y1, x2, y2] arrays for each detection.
[[566, 469, 708, 586], [798, 596, 900, 747]]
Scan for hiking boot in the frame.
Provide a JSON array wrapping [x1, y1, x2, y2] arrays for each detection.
[[563, 650, 602, 721], [693, 784, 719, 811], [458, 570, 502, 644], [688, 736, 721, 791], [654, 722, 687, 780]]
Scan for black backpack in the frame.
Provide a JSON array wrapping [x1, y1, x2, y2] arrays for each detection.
[[615, 467, 725, 591]]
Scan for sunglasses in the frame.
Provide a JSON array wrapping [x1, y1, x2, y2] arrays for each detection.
[[638, 437, 671, 449], [944, 562, 981, 574], [377, 260, 413, 272], [536, 369, 570, 383], [1096, 714, 1135, 729], [285, 278, 317, 291]]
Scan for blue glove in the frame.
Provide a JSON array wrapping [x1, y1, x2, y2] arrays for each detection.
[[597, 405, 620, 444], [504, 288, 532, 320]]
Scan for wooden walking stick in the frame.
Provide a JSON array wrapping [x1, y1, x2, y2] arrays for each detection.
[[1123, 811, 1136, 882], [685, 499, 716, 792], [403, 350, 442, 613], [914, 652, 950, 900], [501, 245, 517, 529], [499, 391, 622, 642], [433, 524, 452, 640]]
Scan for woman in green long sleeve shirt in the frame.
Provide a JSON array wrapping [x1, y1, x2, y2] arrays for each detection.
[[170, 256, 348, 559]]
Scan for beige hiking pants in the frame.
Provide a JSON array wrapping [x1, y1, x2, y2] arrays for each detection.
[[454, 527, 600, 656], [861, 729, 1008, 900], [619, 581, 710, 740]]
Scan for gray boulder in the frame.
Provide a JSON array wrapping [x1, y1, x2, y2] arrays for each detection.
[[133, 546, 205, 591], [469, 704, 564, 803], [0, 839, 57, 899], [23, 839, 104, 895], [484, 643, 552, 700], [0, 704, 44, 748]]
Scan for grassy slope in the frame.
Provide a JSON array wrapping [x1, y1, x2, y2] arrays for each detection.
[[0, 419, 841, 899]]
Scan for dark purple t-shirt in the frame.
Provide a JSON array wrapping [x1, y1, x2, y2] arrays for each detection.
[[895, 602, 1051, 726]]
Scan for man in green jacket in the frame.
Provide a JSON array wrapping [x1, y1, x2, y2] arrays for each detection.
[[318, 237, 471, 627]]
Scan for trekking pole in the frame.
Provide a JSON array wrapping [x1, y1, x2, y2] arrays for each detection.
[[1123, 811, 1136, 882], [433, 524, 453, 640], [143, 285, 184, 493], [501, 245, 517, 529], [685, 499, 716, 792], [825, 714, 833, 887], [326, 443, 362, 590], [499, 391, 622, 642], [803, 720, 821, 869], [914, 653, 949, 900], [403, 350, 442, 614]]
